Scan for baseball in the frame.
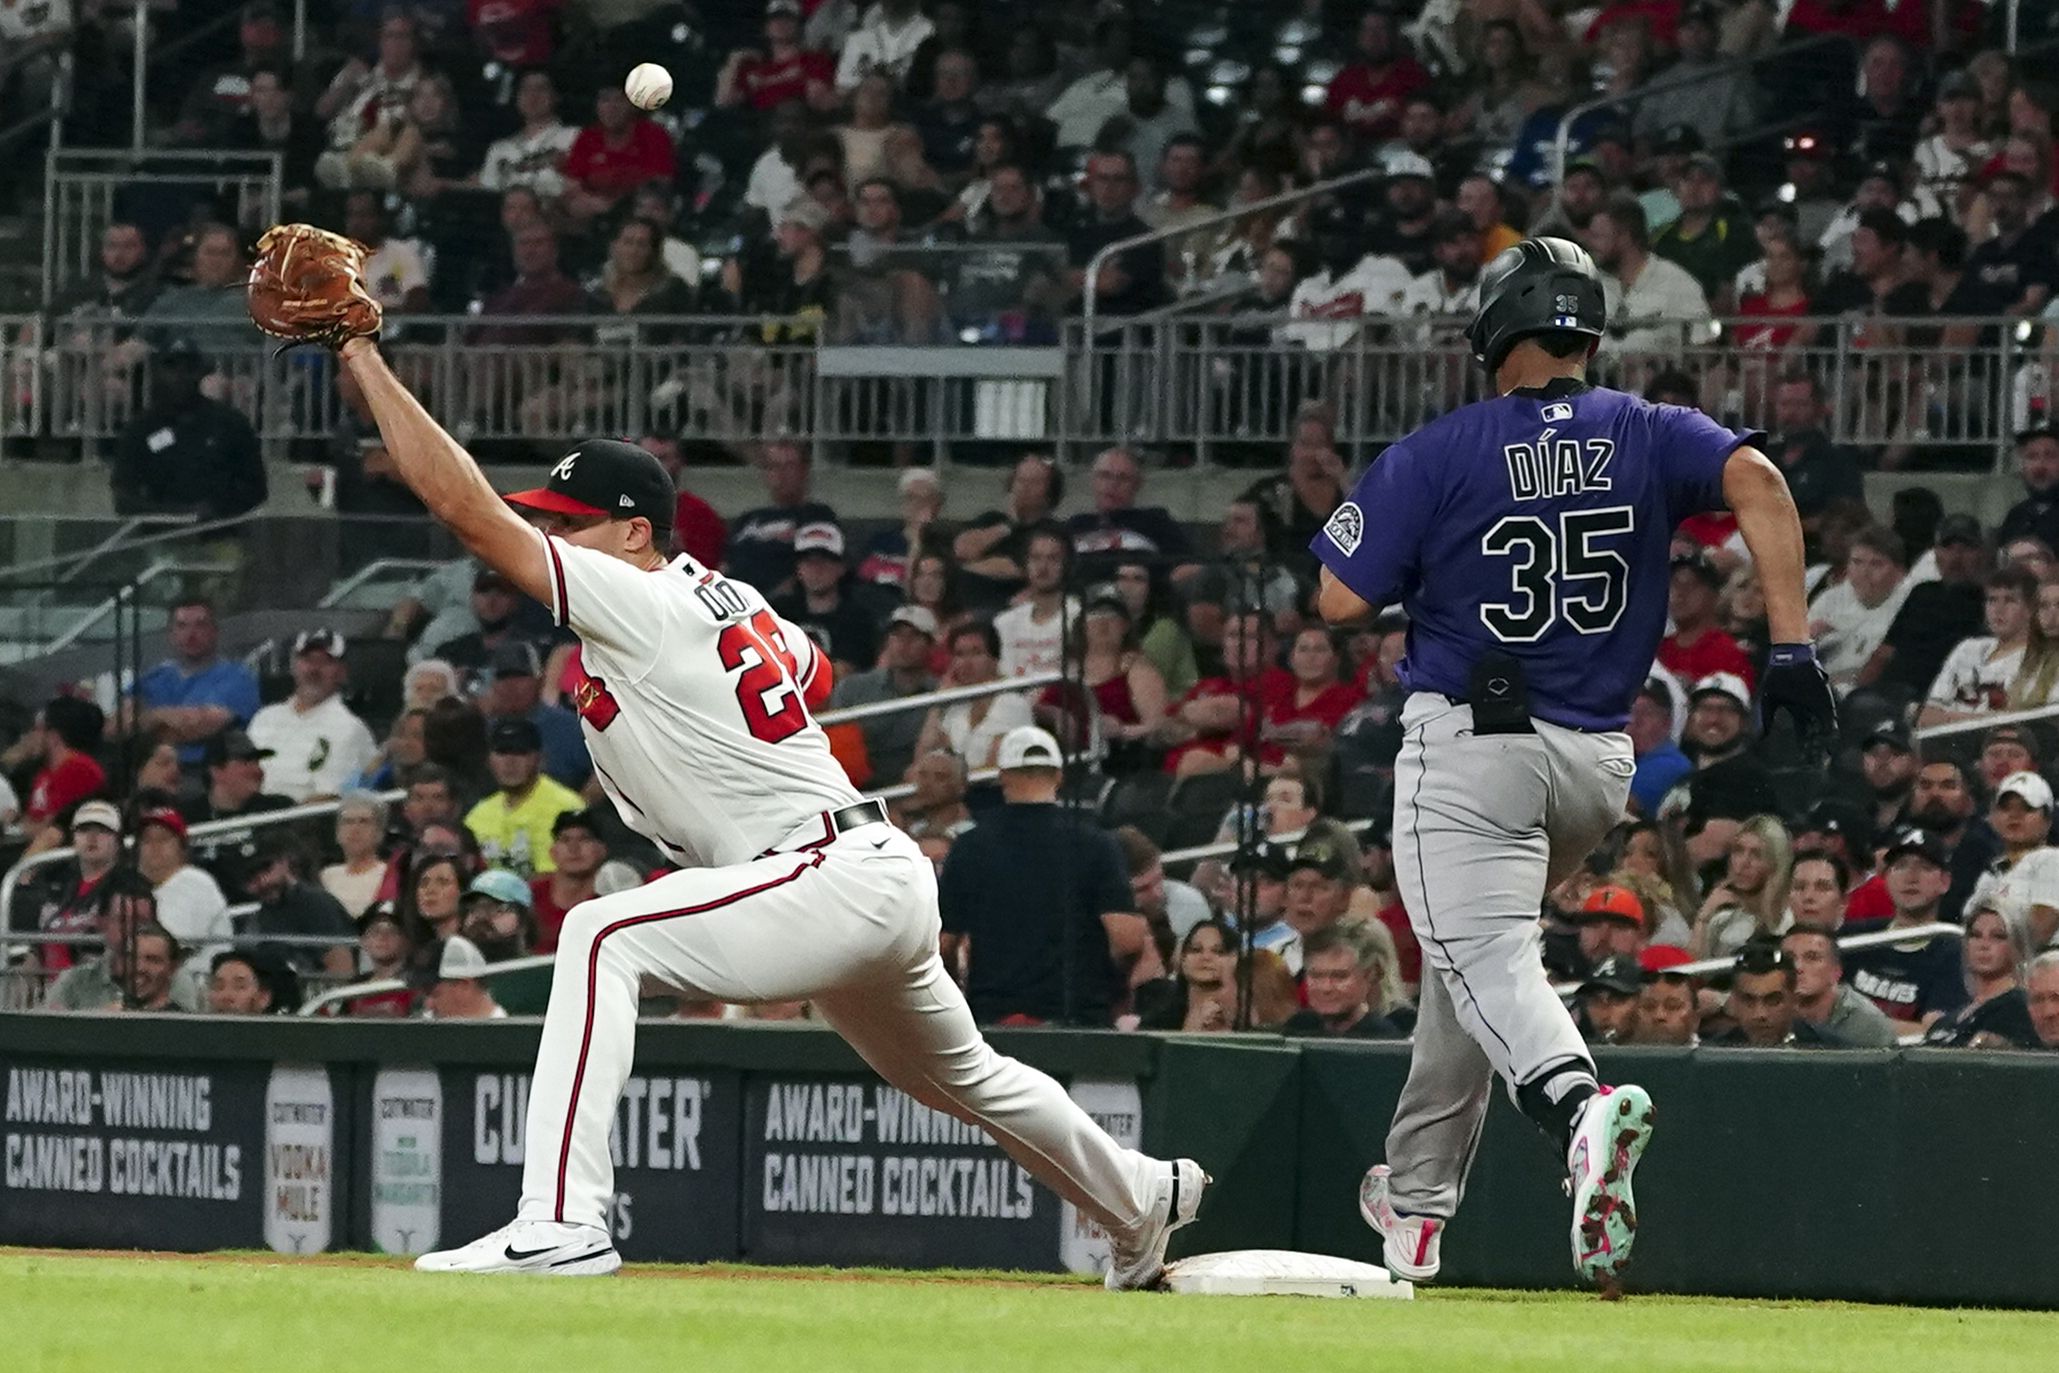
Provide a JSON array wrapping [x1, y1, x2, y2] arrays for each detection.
[[625, 62, 673, 111]]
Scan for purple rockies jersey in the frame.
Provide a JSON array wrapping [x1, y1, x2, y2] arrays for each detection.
[[1312, 380, 1757, 731]]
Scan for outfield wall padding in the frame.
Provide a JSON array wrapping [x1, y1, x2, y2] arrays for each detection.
[[2, 1015, 2053, 1306]]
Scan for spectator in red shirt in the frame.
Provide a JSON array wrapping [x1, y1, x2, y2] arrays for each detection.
[[469, 0, 561, 67], [1165, 611, 1294, 776], [528, 808, 609, 952], [1660, 549, 1756, 689], [716, 0, 835, 114], [1324, 9, 1428, 143], [1261, 627, 1365, 767], [563, 85, 679, 225], [19, 696, 109, 835]]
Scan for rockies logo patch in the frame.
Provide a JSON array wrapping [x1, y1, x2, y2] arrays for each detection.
[[1324, 502, 1365, 556]]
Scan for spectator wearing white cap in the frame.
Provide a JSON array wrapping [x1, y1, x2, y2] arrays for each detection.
[[936, 726, 1151, 1025], [245, 630, 378, 802], [424, 935, 507, 1019], [1965, 771, 2059, 951], [828, 605, 939, 785], [31, 800, 127, 975], [769, 522, 879, 676], [1676, 672, 1777, 867]]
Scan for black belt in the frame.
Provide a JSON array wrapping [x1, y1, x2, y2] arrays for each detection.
[[827, 799, 888, 836]]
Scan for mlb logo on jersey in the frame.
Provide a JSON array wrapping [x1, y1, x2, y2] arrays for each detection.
[[1324, 502, 1365, 556]]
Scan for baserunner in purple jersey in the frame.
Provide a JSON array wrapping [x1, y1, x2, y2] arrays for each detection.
[[1310, 238, 1838, 1291]]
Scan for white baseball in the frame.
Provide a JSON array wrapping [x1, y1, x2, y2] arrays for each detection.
[[625, 62, 673, 111]]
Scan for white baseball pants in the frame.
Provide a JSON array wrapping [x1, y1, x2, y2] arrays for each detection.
[[1383, 693, 1634, 1218], [515, 818, 1160, 1241]]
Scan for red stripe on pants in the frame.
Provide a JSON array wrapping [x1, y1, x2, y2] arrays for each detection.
[[553, 852, 824, 1221]]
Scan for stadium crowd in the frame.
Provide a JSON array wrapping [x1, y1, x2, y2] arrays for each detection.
[[1, 1, 2059, 1051]]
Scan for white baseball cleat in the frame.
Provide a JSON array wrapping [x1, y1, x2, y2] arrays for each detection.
[[1357, 1164, 1443, 1283], [1566, 1084, 1656, 1288], [414, 1219, 622, 1276], [1104, 1158, 1209, 1291]]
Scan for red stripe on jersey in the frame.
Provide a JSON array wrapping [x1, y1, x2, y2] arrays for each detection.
[[553, 852, 826, 1222]]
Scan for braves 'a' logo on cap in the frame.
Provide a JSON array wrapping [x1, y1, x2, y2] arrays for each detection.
[[1324, 502, 1364, 556], [550, 451, 580, 482]]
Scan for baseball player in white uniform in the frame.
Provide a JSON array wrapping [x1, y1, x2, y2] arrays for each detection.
[[328, 336, 1205, 1284]]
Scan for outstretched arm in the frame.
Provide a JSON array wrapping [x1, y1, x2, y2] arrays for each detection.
[[1722, 446, 1808, 644], [338, 337, 550, 606]]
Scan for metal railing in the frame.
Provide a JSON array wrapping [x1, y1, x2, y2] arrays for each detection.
[[0, 48, 69, 163], [1159, 817, 1379, 868], [299, 952, 547, 1017], [0, 789, 404, 966], [1913, 699, 2059, 742], [319, 558, 446, 611], [39, 557, 232, 655], [9, 310, 2043, 468], [814, 672, 1060, 726], [43, 147, 282, 305], [1548, 34, 1853, 204]]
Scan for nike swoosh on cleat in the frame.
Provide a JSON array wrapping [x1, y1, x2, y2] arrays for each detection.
[[504, 1244, 562, 1262], [549, 1248, 614, 1268]]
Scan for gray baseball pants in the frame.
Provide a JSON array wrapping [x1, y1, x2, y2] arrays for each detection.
[[1383, 692, 1635, 1219]]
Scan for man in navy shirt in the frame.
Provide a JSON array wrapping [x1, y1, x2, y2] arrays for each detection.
[[1843, 828, 1973, 1032], [1312, 237, 1835, 1292], [130, 596, 260, 766], [936, 726, 1146, 1025]]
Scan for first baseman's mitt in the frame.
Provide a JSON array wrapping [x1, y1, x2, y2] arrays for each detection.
[[246, 224, 383, 350]]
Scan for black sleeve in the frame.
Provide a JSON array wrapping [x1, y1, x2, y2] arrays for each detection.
[[937, 835, 978, 935], [212, 411, 269, 519], [1085, 827, 1134, 917], [1883, 587, 1931, 651], [111, 421, 153, 512]]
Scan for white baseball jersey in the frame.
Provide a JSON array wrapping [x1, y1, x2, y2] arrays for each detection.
[[537, 532, 860, 868]]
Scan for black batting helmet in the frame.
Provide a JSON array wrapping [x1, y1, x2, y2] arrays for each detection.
[[1465, 236, 1607, 372]]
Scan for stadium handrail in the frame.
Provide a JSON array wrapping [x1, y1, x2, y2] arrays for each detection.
[[1081, 167, 1385, 341], [318, 558, 448, 609], [0, 510, 219, 583], [0, 49, 68, 160], [1547, 33, 1853, 219], [814, 672, 1061, 726], [0, 788, 405, 965], [298, 950, 552, 1016], [40, 557, 235, 655], [1158, 818, 1379, 868], [1912, 700, 2059, 741], [1550, 921, 1964, 1006]]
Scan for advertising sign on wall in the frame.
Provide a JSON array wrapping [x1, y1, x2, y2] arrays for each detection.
[[369, 1066, 442, 1255], [742, 1075, 1056, 1270], [262, 1063, 335, 1254], [439, 1067, 742, 1261], [2, 1056, 269, 1250]]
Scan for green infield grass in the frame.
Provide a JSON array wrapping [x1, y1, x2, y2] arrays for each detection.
[[5, 1250, 2053, 1373]]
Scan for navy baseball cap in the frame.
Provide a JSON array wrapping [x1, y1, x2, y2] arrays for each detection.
[[505, 439, 674, 534], [488, 717, 543, 754]]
